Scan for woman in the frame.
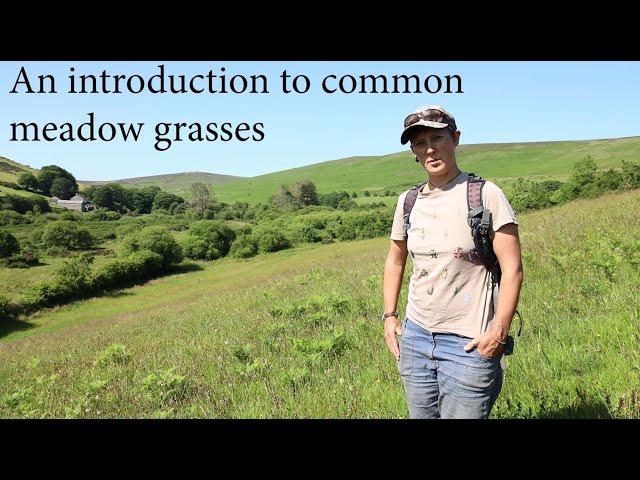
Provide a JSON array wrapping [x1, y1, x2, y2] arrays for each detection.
[[382, 105, 523, 419]]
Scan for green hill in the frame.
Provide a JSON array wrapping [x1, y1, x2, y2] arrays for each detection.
[[0, 156, 38, 184], [212, 136, 640, 204], [3, 135, 639, 203], [80, 172, 244, 198], [0, 156, 48, 200]]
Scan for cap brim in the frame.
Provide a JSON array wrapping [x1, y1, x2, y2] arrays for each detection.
[[400, 120, 449, 145]]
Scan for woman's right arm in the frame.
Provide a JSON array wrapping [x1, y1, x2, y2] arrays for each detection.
[[383, 239, 408, 360]]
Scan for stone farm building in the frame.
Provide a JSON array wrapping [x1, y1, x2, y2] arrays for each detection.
[[50, 194, 93, 212]]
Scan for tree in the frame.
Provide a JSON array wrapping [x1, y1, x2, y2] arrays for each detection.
[[569, 156, 597, 198], [85, 184, 130, 212], [36, 165, 78, 196], [291, 180, 319, 206], [152, 191, 185, 212], [16, 172, 38, 191], [50, 176, 77, 199], [131, 186, 161, 214], [190, 183, 213, 215], [270, 185, 299, 210]]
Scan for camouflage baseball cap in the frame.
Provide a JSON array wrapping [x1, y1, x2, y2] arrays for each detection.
[[400, 105, 457, 145]]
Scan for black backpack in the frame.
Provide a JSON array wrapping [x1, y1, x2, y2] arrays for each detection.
[[402, 172, 522, 349]]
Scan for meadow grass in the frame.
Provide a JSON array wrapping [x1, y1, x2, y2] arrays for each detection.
[[0, 190, 638, 418]]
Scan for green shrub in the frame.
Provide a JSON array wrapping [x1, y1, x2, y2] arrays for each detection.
[[182, 236, 212, 260], [30, 254, 95, 308], [0, 194, 51, 214], [42, 221, 95, 251], [0, 295, 14, 320], [257, 229, 291, 253], [318, 191, 351, 209], [229, 235, 259, 258], [510, 178, 564, 212], [284, 215, 332, 244], [0, 210, 30, 226], [57, 253, 94, 285], [93, 250, 164, 290], [3, 249, 39, 268], [183, 221, 236, 260], [87, 209, 121, 221], [121, 227, 183, 266], [59, 211, 80, 221], [115, 223, 141, 239], [621, 160, 640, 188], [0, 229, 20, 258], [232, 224, 253, 236]]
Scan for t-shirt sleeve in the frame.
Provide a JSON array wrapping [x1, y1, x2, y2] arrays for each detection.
[[482, 181, 518, 233], [390, 190, 410, 240]]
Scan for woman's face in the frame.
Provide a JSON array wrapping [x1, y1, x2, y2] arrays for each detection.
[[410, 128, 461, 177]]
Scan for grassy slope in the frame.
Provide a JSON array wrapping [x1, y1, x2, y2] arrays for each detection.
[[80, 172, 244, 198], [213, 137, 640, 204], [0, 156, 38, 184], [1, 189, 638, 418]]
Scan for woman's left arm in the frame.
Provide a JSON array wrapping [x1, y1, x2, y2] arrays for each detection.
[[464, 223, 524, 356], [490, 223, 524, 343]]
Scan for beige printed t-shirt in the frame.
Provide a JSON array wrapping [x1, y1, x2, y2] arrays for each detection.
[[390, 171, 518, 339]]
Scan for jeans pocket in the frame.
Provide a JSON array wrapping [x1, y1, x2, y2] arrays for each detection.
[[472, 347, 502, 363], [398, 324, 413, 377]]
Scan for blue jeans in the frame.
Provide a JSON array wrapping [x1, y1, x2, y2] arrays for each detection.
[[398, 317, 503, 419]]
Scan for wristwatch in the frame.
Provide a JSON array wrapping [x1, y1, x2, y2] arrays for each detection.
[[382, 311, 399, 321]]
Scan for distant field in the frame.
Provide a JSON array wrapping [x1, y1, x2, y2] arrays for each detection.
[[1, 189, 638, 418]]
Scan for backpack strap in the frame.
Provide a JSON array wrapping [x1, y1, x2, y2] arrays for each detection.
[[466, 172, 523, 338], [466, 173, 494, 269], [466, 173, 490, 233], [402, 181, 427, 233]]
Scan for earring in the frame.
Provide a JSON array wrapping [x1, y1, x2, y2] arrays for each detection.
[[414, 156, 419, 163]]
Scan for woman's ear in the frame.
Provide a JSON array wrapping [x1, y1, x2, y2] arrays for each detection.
[[453, 130, 461, 147]]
